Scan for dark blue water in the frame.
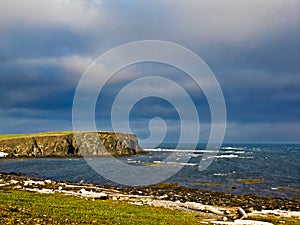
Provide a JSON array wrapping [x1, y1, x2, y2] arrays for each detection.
[[1, 144, 299, 198]]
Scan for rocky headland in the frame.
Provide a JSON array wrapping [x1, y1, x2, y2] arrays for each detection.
[[0, 131, 145, 158]]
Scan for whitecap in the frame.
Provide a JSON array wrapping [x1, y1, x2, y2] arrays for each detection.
[[213, 173, 227, 176], [223, 150, 235, 153], [145, 149, 217, 153], [222, 147, 245, 151], [166, 162, 197, 166], [271, 187, 278, 190], [216, 154, 239, 159], [222, 147, 236, 150]]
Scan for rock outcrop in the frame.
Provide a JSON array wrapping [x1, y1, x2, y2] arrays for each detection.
[[0, 131, 145, 157]]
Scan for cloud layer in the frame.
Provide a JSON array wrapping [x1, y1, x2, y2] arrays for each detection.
[[0, 0, 299, 143]]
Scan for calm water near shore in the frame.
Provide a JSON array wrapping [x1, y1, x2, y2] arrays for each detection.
[[1, 144, 299, 198]]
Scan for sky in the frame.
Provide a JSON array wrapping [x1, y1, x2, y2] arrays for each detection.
[[0, 0, 299, 143]]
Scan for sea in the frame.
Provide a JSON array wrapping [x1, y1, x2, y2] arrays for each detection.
[[0, 143, 299, 198]]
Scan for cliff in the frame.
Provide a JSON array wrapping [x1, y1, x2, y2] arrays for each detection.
[[0, 131, 145, 158]]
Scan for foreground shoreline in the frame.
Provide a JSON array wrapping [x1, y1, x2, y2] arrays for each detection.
[[1, 172, 299, 211], [1, 172, 299, 225], [0, 172, 300, 207], [0, 172, 299, 211]]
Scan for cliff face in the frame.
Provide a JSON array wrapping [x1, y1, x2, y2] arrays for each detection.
[[0, 132, 145, 157]]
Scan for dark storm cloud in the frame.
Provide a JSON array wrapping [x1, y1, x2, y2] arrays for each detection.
[[0, 0, 299, 142], [0, 58, 79, 135], [0, 61, 76, 110], [0, 27, 97, 62]]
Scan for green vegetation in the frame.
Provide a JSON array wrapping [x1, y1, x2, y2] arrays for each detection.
[[148, 182, 179, 189], [142, 162, 164, 167], [0, 133, 33, 140], [192, 181, 220, 188], [0, 189, 299, 224], [0, 131, 74, 140], [0, 130, 120, 140], [237, 178, 265, 184], [0, 189, 206, 225], [0, 130, 134, 141]]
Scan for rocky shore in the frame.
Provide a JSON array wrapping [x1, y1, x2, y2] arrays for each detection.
[[1, 172, 299, 224], [117, 184, 300, 212]]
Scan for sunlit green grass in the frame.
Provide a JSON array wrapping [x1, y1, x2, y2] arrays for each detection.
[[0, 189, 299, 224], [0, 189, 207, 225], [0, 131, 72, 140], [237, 178, 265, 184], [0, 130, 116, 140]]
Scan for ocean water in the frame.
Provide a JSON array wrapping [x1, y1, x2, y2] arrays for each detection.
[[0, 144, 299, 198]]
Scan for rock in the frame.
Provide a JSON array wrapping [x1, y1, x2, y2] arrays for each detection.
[[95, 192, 109, 200], [37, 188, 55, 194], [184, 202, 206, 211], [130, 202, 143, 206], [205, 205, 225, 215], [0, 152, 8, 157], [13, 185, 22, 189], [249, 209, 300, 218], [10, 180, 19, 184], [158, 194, 168, 199], [237, 207, 248, 219], [24, 180, 45, 186], [147, 200, 179, 208], [79, 188, 108, 199]]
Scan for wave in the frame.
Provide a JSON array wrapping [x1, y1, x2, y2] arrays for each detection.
[[235, 151, 246, 154], [167, 162, 197, 166], [222, 150, 246, 154], [142, 160, 197, 167], [222, 150, 235, 153], [216, 154, 239, 159], [144, 149, 217, 153], [213, 173, 228, 176], [222, 147, 245, 150]]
